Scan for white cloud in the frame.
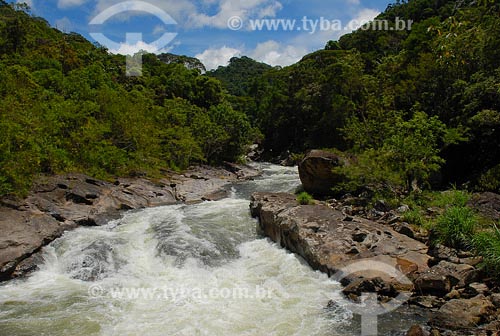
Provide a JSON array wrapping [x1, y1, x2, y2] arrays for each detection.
[[195, 40, 307, 70], [109, 40, 174, 55], [193, 4, 381, 70], [93, 0, 196, 24], [153, 24, 166, 36], [58, 0, 87, 9], [195, 46, 241, 70], [249, 40, 306, 67], [58, 0, 282, 30], [188, 0, 282, 29], [346, 8, 380, 31], [257, 2, 283, 19], [290, 7, 381, 52]]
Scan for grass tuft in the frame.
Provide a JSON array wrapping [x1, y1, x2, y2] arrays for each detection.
[[472, 224, 500, 276], [434, 206, 477, 249], [296, 192, 314, 205], [402, 208, 426, 226]]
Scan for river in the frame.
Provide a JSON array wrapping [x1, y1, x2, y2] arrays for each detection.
[[0, 163, 426, 336]]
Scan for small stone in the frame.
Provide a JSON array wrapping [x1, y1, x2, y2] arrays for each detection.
[[414, 261, 478, 295], [406, 325, 429, 336], [458, 250, 474, 258], [388, 215, 401, 224], [393, 223, 416, 239], [397, 205, 411, 214], [342, 277, 397, 298], [368, 209, 385, 218], [374, 199, 389, 212], [468, 283, 489, 296], [429, 244, 458, 262], [410, 295, 445, 309], [444, 289, 461, 300], [490, 293, 500, 308], [459, 256, 483, 267]]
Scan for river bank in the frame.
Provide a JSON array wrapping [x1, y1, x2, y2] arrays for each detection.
[[250, 192, 500, 335], [0, 163, 260, 282]]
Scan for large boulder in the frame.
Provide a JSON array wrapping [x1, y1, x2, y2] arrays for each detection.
[[430, 295, 495, 330], [298, 150, 348, 196], [0, 208, 76, 281], [250, 192, 430, 289], [468, 192, 500, 222], [414, 261, 479, 296]]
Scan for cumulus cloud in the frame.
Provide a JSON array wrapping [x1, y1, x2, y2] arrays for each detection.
[[92, 0, 196, 24], [188, 0, 282, 29], [195, 40, 307, 70], [346, 8, 380, 31], [195, 46, 241, 70], [109, 40, 175, 55], [290, 6, 380, 52], [249, 40, 306, 67]]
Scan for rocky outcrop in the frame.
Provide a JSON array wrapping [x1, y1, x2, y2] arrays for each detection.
[[251, 192, 500, 334], [0, 164, 260, 281], [298, 150, 348, 196], [430, 295, 496, 331], [468, 192, 500, 222], [414, 261, 479, 296], [250, 192, 430, 287], [0, 208, 76, 281]]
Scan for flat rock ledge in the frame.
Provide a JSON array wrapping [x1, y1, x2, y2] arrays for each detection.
[[0, 164, 260, 281], [250, 192, 430, 287]]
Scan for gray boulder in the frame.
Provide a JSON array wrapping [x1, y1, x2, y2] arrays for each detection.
[[298, 150, 348, 196]]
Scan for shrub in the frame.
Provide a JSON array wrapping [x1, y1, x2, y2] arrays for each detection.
[[434, 206, 477, 249], [477, 164, 500, 193], [472, 225, 500, 276], [289, 153, 305, 165], [297, 192, 314, 205]]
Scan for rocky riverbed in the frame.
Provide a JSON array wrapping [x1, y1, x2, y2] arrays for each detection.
[[250, 192, 500, 336], [0, 163, 260, 281]]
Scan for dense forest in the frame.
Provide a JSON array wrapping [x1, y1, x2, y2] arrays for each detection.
[[0, 1, 257, 196], [1, 0, 500, 199], [210, 0, 500, 195]]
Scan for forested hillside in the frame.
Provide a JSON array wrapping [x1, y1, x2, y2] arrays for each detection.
[[0, 1, 256, 196], [211, 0, 500, 194], [1, 0, 499, 198]]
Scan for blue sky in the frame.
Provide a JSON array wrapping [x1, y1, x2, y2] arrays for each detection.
[[15, 0, 393, 69]]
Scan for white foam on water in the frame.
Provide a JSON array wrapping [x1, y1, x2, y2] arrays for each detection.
[[1, 163, 399, 336]]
